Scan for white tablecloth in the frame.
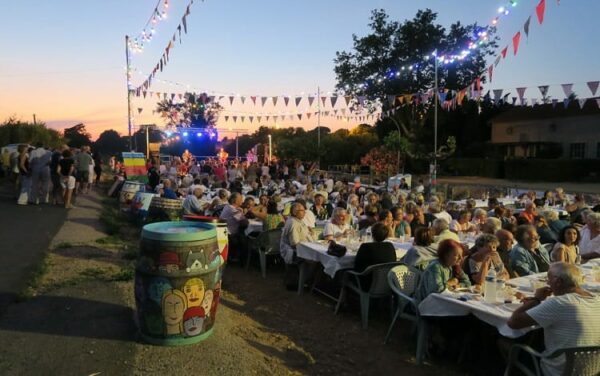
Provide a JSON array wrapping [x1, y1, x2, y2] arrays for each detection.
[[296, 239, 412, 278], [245, 219, 264, 235]]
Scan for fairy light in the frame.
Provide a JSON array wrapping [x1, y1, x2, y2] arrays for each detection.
[[128, 0, 173, 53]]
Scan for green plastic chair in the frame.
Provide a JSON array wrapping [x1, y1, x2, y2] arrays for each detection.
[[384, 265, 427, 365], [334, 261, 402, 329], [246, 228, 283, 278], [504, 344, 600, 376]]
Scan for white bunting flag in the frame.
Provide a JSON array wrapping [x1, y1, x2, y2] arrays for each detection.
[[561, 83, 574, 98], [578, 98, 587, 109]]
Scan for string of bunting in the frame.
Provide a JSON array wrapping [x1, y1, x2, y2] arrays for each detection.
[[132, 0, 199, 93], [381, 79, 600, 117]]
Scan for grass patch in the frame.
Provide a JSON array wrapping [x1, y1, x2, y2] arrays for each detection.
[[17, 254, 51, 300], [121, 247, 139, 260], [53, 242, 74, 249], [80, 268, 110, 279], [112, 265, 135, 281]]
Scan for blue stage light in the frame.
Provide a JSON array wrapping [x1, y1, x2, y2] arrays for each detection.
[[165, 131, 172, 137], [197, 132, 202, 137], [182, 131, 189, 137]]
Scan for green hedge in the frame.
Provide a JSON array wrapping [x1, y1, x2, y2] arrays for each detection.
[[443, 158, 504, 178]]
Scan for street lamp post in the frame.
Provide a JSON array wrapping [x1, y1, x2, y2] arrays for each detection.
[[432, 51, 439, 195]]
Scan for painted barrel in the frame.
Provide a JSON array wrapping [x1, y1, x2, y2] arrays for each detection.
[[183, 215, 229, 265], [135, 221, 225, 346], [147, 197, 183, 222], [119, 181, 146, 212], [131, 192, 159, 224]]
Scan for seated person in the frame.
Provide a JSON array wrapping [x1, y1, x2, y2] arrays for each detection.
[[507, 262, 600, 376], [495, 229, 516, 277], [579, 212, 600, 261], [219, 192, 249, 261], [518, 202, 537, 224], [510, 225, 551, 276], [545, 209, 569, 235], [354, 222, 397, 288], [471, 208, 488, 231], [160, 179, 178, 199], [377, 209, 395, 239], [251, 200, 284, 231], [403, 227, 437, 270], [182, 187, 208, 215], [241, 197, 257, 219], [467, 234, 509, 285], [311, 193, 333, 221], [391, 206, 411, 238], [550, 225, 580, 264], [481, 217, 502, 235], [209, 189, 229, 215], [415, 239, 471, 301], [432, 218, 460, 243], [358, 205, 378, 231], [280, 202, 315, 264], [323, 208, 351, 241], [534, 215, 558, 245], [450, 210, 476, 233]]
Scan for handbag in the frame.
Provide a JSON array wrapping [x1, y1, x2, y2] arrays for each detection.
[[327, 240, 347, 257]]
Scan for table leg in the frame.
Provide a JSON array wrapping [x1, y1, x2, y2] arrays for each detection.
[[416, 319, 428, 365], [297, 262, 308, 295]]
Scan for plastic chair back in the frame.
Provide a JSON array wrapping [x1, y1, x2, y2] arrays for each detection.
[[557, 346, 600, 376], [365, 262, 403, 295], [389, 265, 420, 297], [260, 228, 282, 255]]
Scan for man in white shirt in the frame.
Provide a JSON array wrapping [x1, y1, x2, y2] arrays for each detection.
[[508, 262, 600, 376], [183, 187, 207, 215], [580, 212, 600, 261], [280, 202, 315, 264]]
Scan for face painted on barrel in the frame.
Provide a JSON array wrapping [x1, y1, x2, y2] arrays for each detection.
[[201, 290, 213, 315], [183, 278, 205, 307], [183, 307, 206, 337], [161, 289, 187, 336], [147, 277, 172, 305]]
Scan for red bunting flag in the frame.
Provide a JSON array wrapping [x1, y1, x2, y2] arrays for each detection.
[[501, 47, 508, 59], [536, 0, 546, 25], [512, 32, 521, 55], [250, 96, 257, 105]]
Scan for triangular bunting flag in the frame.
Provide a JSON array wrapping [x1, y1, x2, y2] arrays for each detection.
[[513, 32, 521, 55], [224, 116, 229, 122], [493, 89, 503, 105], [240, 96, 246, 105], [321, 96, 327, 106], [536, 0, 546, 25], [297, 114, 302, 121], [283, 96, 290, 106], [563, 98, 570, 108], [531, 98, 538, 106], [250, 96, 257, 105], [330, 96, 338, 108], [512, 97, 517, 105], [265, 116, 270, 122], [561, 83, 574, 97], [344, 96, 352, 106], [538, 85, 549, 97], [578, 98, 587, 109], [501, 47, 508, 59], [229, 96, 235, 105], [272, 116, 277, 122], [171, 93, 176, 100], [257, 116, 261, 122], [137, 108, 143, 114], [232, 116, 237, 123], [438, 91, 447, 103], [261, 97, 268, 106], [516, 87, 527, 101], [295, 97, 302, 107], [494, 55, 501, 67], [143, 91, 147, 98], [272, 96, 278, 106], [524, 16, 531, 38], [586, 81, 599, 96], [488, 65, 494, 83], [249, 116, 254, 123], [306, 113, 312, 119], [308, 96, 315, 106], [240, 116, 245, 123]]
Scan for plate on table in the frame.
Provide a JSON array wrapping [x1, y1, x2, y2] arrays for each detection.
[[500, 303, 521, 312]]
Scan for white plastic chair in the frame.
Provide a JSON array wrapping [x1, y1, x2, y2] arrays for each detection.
[[504, 344, 600, 376]]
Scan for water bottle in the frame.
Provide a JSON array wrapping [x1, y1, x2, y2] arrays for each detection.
[[365, 226, 372, 243], [484, 267, 497, 304]]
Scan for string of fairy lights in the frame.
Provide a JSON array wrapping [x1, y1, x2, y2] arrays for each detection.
[[128, 0, 172, 53]]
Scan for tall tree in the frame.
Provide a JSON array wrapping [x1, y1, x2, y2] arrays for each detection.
[[156, 93, 223, 129], [334, 9, 497, 100], [94, 129, 128, 156]]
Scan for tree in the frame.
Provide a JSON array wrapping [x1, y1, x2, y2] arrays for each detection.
[[0, 116, 64, 147], [334, 9, 497, 100], [156, 93, 223, 129], [94, 129, 128, 156], [64, 123, 92, 148]]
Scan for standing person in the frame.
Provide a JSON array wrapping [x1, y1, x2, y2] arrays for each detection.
[[93, 151, 102, 185], [17, 145, 31, 205], [29, 142, 51, 205], [57, 149, 76, 209], [74, 146, 93, 194], [50, 146, 65, 205]]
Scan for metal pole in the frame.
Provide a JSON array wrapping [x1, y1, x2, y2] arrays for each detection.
[[433, 52, 438, 195], [33, 114, 37, 125], [125, 35, 133, 151], [145, 125, 150, 160], [268, 134, 272, 165], [235, 131, 239, 159], [317, 86, 321, 168]]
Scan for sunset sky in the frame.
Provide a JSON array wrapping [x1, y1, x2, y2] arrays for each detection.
[[2, 0, 599, 140]]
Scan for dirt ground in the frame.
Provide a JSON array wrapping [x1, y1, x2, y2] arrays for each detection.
[[0, 190, 463, 376]]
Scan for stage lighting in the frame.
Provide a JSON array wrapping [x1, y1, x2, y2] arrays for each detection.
[[197, 132, 202, 137], [165, 131, 172, 137], [182, 131, 189, 137]]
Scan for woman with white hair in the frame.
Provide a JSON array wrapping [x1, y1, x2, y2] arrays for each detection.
[[322, 208, 350, 241], [580, 212, 600, 261]]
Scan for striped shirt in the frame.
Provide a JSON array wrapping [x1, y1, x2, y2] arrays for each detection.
[[527, 292, 600, 376]]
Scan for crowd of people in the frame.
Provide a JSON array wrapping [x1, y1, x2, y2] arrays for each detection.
[[2, 143, 102, 208]]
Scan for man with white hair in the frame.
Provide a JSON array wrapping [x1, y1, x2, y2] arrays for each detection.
[[481, 217, 502, 235], [280, 202, 315, 264], [580, 212, 600, 261], [183, 186, 207, 215], [432, 218, 459, 243], [508, 262, 600, 376]]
